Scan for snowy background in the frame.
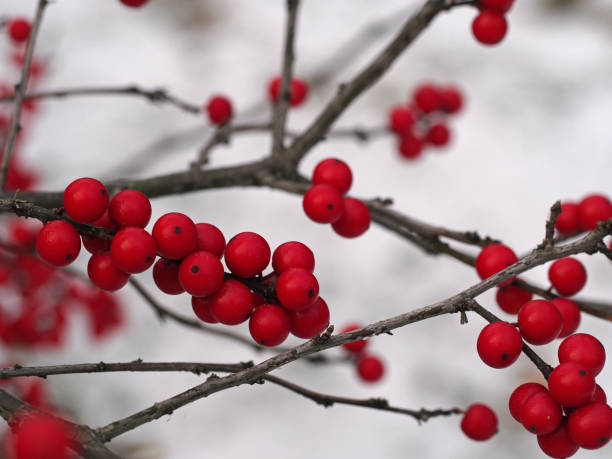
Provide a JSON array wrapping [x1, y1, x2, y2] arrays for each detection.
[[2, 0, 612, 458]]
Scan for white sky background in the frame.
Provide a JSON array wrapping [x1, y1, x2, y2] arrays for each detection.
[[2, 0, 612, 458]]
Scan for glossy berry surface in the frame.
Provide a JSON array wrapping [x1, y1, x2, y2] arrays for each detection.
[[208, 279, 253, 325], [178, 251, 224, 297], [555, 202, 581, 236], [413, 84, 440, 113], [276, 268, 319, 311], [551, 298, 581, 338], [108, 189, 151, 228], [548, 362, 595, 407], [289, 297, 330, 338], [472, 10, 508, 46], [191, 297, 218, 324], [475, 243, 518, 285], [110, 227, 156, 274], [592, 385, 608, 404], [567, 402, 612, 449], [341, 323, 368, 353], [548, 257, 587, 297], [8, 18, 31, 43], [224, 232, 271, 278], [12, 413, 74, 459], [303, 184, 344, 224], [152, 258, 184, 295], [152, 212, 197, 260], [388, 105, 414, 135], [82, 212, 115, 254], [537, 421, 579, 459], [426, 124, 451, 147], [206, 95, 233, 125], [63, 177, 109, 223], [558, 333, 606, 377], [398, 134, 423, 159], [36, 220, 81, 267], [496, 283, 532, 314], [357, 355, 385, 383], [521, 391, 563, 435], [88, 251, 130, 291], [509, 383, 547, 423], [517, 300, 563, 345], [195, 222, 226, 258], [312, 158, 353, 195], [249, 304, 291, 346], [272, 241, 315, 274], [331, 197, 371, 238], [268, 76, 309, 106], [460, 404, 498, 441], [577, 194, 612, 230], [476, 321, 522, 368]]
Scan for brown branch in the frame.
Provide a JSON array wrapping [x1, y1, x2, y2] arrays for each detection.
[[0, 0, 50, 190], [0, 85, 202, 115], [538, 201, 562, 249]]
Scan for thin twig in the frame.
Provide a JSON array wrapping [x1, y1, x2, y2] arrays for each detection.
[[0, 0, 50, 190], [538, 201, 562, 249]]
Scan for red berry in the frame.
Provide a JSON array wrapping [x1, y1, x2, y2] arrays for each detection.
[[224, 232, 271, 278], [191, 297, 218, 324], [578, 194, 612, 230], [549, 362, 595, 407], [480, 0, 515, 12], [208, 279, 254, 325], [426, 124, 451, 147], [276, 268, 319, 311], [289, 297, 330, 338], [548, 257, 586, 297], [120, 0, 149, 7], [517, 299, 563, 345], [412, 84, 440, 113], [461, 404, 498, 441], [537, 420, 579, 459], [521, 391, 563, 435], [7, 19, 31, 43], [8, 218, 41, 249], [331, 197, 371, 238], [152, 212, 197, 260], [475, 243, 518, 286], [110, 227, 156, 274], [195, 223, 225, 258], [252, 291, 266, 308], [312, 158, 353, 195], [63, 177, 109, 223], [388, 105, 414, 135], [178, 251, 224, 297], [272, 241, 315, 274], [398, 134, 424, 159], [438, 86, 463, 113], [341, 323, 368, 353], [87, 251, 130, 291], [82, 212, 116, 254], [476, 321, 523, 368], [496, 283, 532, 314], [472, 10, 508, 46], [12, 413, 74, 459], [268, 76, 309, 106], [509, 382, 547, 422], [592, 385, 608, 404], [567, 402, 612, 449], [551, 298, 581, 338], [36, 220, 81, 267], [555, 202, 581, 236], [558, 333, 606, 377], [152, 258, 184, 295], [303, 184, 344, 224], [249, 304, 290, 346], [206, 95, 233, 125], [357, 355, 385, 383], [108, 189, 151, 228]]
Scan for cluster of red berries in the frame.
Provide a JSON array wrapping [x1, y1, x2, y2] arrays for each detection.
[[556, 193, 612, 236], [340, 323, 385, 384], [35, 177, 331, 347], [303, 158, 371, 238], [388, 82, 463, 161], [471, 0, 515, 46]]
